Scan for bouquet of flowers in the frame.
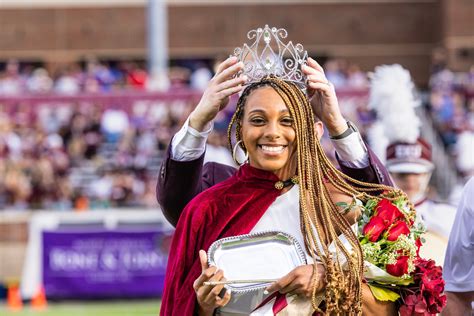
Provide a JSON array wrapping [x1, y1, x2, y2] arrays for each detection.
[[355, 194, 446, 315]]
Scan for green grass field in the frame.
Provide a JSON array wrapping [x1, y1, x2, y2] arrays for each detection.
[[1, 300, 161, 316]]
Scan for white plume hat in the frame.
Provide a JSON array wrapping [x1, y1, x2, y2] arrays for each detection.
[[368, 64, 433, 173], [368, 64, 421, 144]]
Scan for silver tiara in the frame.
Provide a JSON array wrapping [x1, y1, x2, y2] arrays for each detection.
[[233, 25, 308, 89]]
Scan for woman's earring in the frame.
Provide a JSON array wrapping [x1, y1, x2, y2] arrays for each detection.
[[232, 140, 249, 166]]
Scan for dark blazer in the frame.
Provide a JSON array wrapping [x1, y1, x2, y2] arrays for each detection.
[[156, 142, 393, 227]]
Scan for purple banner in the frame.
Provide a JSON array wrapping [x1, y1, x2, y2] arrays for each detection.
[[42, 229, 173, 299]]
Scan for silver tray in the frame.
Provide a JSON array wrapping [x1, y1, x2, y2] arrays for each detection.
[[207, 231, 307, 293]]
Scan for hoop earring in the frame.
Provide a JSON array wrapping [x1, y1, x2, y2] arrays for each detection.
[[232, 140, 249, 166]]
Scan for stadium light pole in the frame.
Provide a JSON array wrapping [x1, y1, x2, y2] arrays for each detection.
[[147, 0, 169, 91]]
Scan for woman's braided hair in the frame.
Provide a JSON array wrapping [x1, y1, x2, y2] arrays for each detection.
[[227, 76, 406, 314]]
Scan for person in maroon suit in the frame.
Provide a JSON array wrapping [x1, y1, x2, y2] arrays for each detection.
[[156, 56, 392, 227]]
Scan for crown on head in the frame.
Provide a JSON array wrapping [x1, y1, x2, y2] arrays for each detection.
[[233, 25, 308, 89]]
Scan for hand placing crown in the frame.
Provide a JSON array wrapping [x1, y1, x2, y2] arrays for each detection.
[[190, 25, 347, 138], [230, 25, 347, 135]]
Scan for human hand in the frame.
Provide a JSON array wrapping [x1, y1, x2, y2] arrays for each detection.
[[302, 57, 347, 136], [193, 250, 231, 316], [265, 263, 325, 298], [189, 57, 247, 131]]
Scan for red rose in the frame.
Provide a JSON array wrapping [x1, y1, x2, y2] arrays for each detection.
[[386, 255, 409, 276], [375, 199, 404, 225], [386, 220, 411, 241], [363, 216, 386, 242], [422, 270, 445, 294], [415, 258, 436, 273]]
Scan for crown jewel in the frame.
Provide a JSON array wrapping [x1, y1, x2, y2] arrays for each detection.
[[233, 25, 308, 89]]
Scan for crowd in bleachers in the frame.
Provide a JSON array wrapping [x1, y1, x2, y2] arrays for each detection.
[[0, 58, 216, 95], [0, 97, 199, 210], [0, 58, 371, 96], [0, 59, 152, 95], [0, 57, 472, 210], [428, 66, 474, 177]]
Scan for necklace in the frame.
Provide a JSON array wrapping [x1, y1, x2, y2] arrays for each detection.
[[274, 175, 299, 190]]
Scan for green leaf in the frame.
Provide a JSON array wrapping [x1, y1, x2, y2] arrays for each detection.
[[393, 198, 405, 209], [393, 278, 414, 286], [367, 284, 400, 302], [374, 277, 414, 286], [365, 199, 377, 211]]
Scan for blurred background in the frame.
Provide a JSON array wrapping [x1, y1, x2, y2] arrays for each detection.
[[0, 0, 472, 315]]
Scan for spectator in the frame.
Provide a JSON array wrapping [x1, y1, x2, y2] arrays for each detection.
[[101, 108, 129, 143], [26, 68, 53, 93], [0, 59, 24, 95], [324, 59, 347, 88], [203, 131, 235, 167], [54, 67, 81, 95], [190, 63, 212, 91], [125, 62, 148, 89], [346, 63, 368, 88]]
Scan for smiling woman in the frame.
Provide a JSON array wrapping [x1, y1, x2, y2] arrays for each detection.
[[240, 86, 296, 177], [160, 75, 400, 316], [160, 26, 404, 316]]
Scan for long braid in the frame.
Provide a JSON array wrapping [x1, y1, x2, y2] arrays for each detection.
[[228, 76, 411, 314]]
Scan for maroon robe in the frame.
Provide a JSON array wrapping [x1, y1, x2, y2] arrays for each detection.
[[160, 164, 282, 315]]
